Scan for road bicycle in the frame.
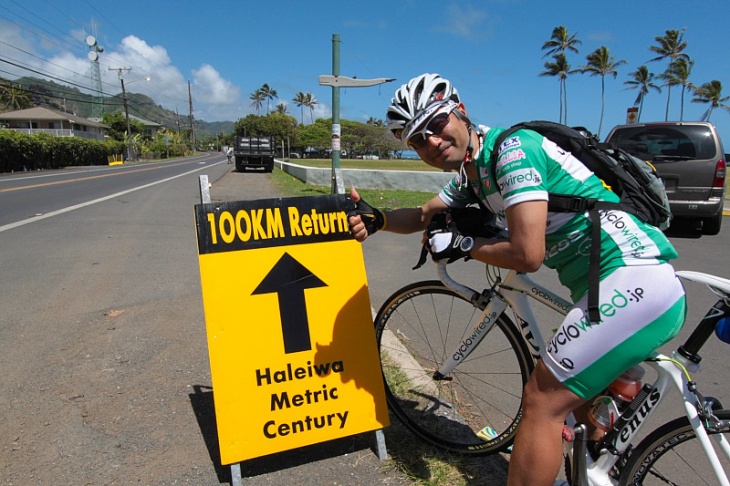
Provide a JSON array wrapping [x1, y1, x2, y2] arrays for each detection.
[[374, 254, 730, 485]]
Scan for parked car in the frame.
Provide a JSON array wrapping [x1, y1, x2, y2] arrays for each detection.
[[604, 122, 726, 235]]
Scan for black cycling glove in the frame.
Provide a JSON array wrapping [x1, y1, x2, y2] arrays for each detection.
[[425, 212, 474, 263], [349, 196, 386, 235]]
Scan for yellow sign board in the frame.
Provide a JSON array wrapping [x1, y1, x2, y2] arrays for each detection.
[[195, 195, 389, 465]]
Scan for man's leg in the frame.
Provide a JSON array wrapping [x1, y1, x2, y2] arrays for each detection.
[[507, 362, 585, 486]]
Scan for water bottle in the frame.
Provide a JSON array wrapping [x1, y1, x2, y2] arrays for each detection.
[[589, 365, 645, 432]]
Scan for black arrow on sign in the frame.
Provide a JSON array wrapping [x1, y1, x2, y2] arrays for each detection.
[[252, 252, 327, 354]]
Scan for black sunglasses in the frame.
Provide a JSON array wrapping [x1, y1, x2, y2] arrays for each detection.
[[406, 111, 453, 150]]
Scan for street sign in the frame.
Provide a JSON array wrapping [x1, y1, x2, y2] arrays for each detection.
[[194, 195, 389, 465], [626, 106, 639, 124]]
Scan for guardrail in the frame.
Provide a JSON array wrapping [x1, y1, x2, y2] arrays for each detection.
[[275, 160, 453, 193]]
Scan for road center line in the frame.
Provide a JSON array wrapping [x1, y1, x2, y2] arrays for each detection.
[[0, 161, 223, 233]]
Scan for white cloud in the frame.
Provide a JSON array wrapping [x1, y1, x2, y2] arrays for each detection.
[[192, 64, 240, 105], [1, 26, 242, 122], [430, 4, 490, 40]]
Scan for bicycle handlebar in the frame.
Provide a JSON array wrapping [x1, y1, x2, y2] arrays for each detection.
[[436, 260, 480, 303]]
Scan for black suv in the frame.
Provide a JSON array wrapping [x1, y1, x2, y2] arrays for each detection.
[[605, 122, 726, 235]]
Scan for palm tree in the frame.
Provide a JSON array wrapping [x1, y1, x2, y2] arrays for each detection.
[[259, 83, 277, 115], [292, 91, 307, 124], [0, 82, 31, 110], [250, 89, 265, 115], [658, 57, 694, 121], [274, 103, 288, 114], [541, 26, 582, 58], [539, 53, 575, 124], [648, 28, 689, 120], [624, 65, 661, 122], [692, 80, 730, 121], [581, 46, 627, 137], [303, 92, 319, 123]]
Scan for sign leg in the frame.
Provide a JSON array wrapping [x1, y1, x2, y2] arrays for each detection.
[[374, 429, 388, 461], [230, 463, 242, 486]]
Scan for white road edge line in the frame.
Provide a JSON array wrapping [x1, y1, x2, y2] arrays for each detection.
[[0, 161, 223, 233]]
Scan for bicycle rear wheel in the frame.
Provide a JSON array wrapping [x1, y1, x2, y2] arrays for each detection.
[[375, 280, 534, 455], [618, 409, 730, 485]]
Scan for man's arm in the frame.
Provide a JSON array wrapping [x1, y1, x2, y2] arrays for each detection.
[[348, 187, 448, 242], [468, 200, 547, 272]]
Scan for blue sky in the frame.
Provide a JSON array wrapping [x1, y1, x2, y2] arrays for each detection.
[[2, 0, 730, 145]]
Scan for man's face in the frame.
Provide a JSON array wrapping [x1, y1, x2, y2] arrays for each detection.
[[408, 104, 470, 172]]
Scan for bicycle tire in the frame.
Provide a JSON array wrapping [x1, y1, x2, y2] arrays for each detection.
[[618, 409, 730, 485], [374, 280, 535, 455]]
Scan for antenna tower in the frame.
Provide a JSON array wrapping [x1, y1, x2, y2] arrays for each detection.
[[86, 22, 104, 118]]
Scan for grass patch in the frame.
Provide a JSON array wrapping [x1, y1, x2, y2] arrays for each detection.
[[271, 167, 434, 210]]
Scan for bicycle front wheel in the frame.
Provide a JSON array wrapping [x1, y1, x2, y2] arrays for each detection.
[[375, 280, 535, 455], [618, 409, 730, 485]]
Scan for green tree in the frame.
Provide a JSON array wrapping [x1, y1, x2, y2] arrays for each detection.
[[692, 80, 730, 121], [304, 92, 319, 124], [296, 117, 331, 150], [259, 83, 278, 115], [274, 103, 288, 114], [580, 46, 627, 137], [249, 89, 265, 115], [541, 26, 582, 58], [292, 92, 307, 124], [658, 57, 694, 121], [233, 113, 297, 146], [0, 81, 31, 110], [624, 65, 661, 122], [101, 111, 145, 142], [539, 53, 575, 124], [540, 26, 581, 125], [648, 28, 689, 120]]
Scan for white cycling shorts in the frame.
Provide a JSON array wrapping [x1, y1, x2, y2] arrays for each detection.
[[542, 263, 686, 399]]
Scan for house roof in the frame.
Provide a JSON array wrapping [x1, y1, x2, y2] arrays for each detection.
[[88, 113, 163, 129], [0, 107, 108, 128], [129, 114, 162, 128]]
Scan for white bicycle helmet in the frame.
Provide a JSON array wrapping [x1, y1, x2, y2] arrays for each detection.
[[386, 73, 460, 142]]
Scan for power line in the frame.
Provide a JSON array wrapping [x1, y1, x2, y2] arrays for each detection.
[[0, 9, 80, 57]]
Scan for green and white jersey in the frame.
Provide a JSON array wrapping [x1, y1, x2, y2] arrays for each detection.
[[439, 126, 679, 302]]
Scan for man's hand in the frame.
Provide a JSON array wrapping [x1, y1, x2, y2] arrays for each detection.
[[426, 212, 474, 263], [348, 188, 385, 241]]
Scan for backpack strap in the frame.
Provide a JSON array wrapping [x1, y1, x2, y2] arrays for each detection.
[[586, 210, 602, 323]]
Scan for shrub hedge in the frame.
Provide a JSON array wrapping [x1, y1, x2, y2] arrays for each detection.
[[0, 130, 125, 172]]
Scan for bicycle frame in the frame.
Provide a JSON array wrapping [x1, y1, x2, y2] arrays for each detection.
[[433, 261, 730, 486]]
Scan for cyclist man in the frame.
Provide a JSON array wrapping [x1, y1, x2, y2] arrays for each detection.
[[347, 73, 687, 486]]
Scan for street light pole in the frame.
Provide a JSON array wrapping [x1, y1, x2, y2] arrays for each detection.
[[319, 34, 394, 194]]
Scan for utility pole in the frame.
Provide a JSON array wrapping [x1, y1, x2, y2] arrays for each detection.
[[188, 81, 195, 153], [109, 67, 133, 161]]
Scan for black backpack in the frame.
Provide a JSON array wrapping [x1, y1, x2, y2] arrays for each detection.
[[489, 121, 672, 322]]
